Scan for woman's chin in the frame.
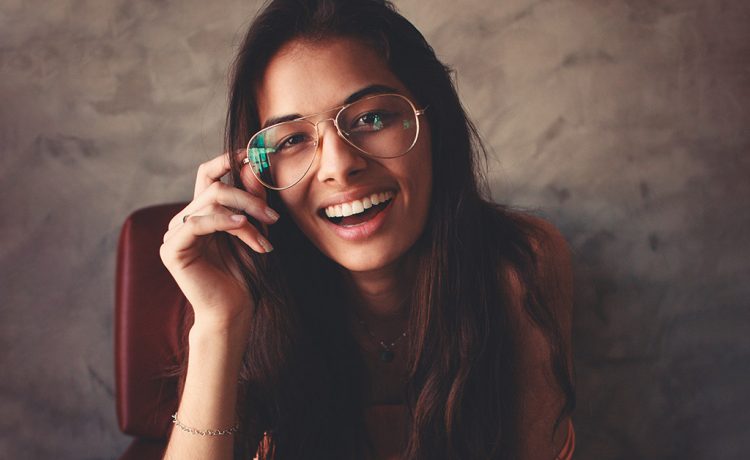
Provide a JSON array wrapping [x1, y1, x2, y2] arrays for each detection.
[[323, 246, 405, 275], [324, 238, 423, 278], [335, 254, 398, 274]]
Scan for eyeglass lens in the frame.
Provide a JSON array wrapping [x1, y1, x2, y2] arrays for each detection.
[[247, 94, 419, 189]]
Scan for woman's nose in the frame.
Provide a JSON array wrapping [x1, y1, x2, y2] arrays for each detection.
[[314, 121, 368, 185]]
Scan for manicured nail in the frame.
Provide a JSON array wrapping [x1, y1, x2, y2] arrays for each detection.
[[257, 235, 274, 253], [230, 214, 246, 222], [265, 208, 280, 222]]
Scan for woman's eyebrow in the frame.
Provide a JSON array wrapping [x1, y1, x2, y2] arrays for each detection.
[[260, 84, 400, 129], [261, 113, 303, 130], [344, 84, 399, 104]]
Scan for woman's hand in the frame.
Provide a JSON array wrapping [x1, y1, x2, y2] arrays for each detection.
[[160, 152, 279, 332]]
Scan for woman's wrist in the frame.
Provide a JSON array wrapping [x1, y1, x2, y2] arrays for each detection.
[[190, 308, 252, 340], [189, 313, 251, 363]]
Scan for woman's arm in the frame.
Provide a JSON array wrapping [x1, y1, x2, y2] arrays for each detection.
[[505, 215, 575, 460], [160, 153, 278, 459], [163, 320, 250, 460]]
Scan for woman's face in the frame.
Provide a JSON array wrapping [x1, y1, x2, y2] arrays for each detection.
[[250, 37, 432, 274]]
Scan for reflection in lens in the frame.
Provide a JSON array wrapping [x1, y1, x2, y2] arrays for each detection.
[[248, 132, 277, 189], [248, 121, 317, 189], [249, 133, 273, 174]]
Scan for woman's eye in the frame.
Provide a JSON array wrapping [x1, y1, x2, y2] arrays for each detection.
[[277, 133, 310, 151], [352, 112, 391, 131]]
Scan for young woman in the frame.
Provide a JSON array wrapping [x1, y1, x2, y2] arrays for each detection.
[[159, 0, 575, 458]]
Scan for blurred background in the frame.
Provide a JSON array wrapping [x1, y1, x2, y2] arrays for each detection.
[[1, 0, 748, 458]]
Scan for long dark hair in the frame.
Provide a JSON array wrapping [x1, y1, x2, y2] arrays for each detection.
[[210, 0, 576, 458]]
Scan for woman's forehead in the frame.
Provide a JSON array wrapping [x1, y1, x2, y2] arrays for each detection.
[[255, 37, 409, 124]]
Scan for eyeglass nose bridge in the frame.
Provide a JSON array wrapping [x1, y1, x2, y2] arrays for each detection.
[[310, 115, 354, 153]]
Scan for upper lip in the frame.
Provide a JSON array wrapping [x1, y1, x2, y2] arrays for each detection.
[[317, 187, 397, 211]]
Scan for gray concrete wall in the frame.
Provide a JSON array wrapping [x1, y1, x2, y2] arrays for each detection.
[[1, 0, 748, 458]]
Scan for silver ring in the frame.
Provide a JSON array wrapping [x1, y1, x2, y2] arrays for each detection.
[[182, 214, 190, 223]]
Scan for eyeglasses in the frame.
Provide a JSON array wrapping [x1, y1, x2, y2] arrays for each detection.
[[242, 93, 427, 190]]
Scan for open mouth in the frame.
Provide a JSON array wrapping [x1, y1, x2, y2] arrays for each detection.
[[321, 191, 395, 227]]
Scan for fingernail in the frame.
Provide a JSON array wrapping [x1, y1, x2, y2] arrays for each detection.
[[257, 235, 274, 253], [230, 214, 246, 222], [264, 208, 280, 222]]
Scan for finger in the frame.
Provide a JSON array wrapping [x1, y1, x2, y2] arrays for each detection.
[[224, 221, 274, 254], [182, 181, 279, 227], [164, 204, 232, 243], [161, 213, 247, 266], [194, 153, 232, 199], [167, 208, 188, 232], [167, 179, 276, 232], [164, 214, 273, 260]]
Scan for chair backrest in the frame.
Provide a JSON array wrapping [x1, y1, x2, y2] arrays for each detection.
[[115, 203, 188, 440]]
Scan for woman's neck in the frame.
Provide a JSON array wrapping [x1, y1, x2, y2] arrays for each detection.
[[341, 255, 415, 333]]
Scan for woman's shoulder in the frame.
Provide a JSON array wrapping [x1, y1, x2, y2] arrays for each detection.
[[514, 211, 571, 281], [492, 209, 575, 458], [470, 202, 574, 322], [485, 206, 572, 290], [489, 205, 569, 248], [497, 208, 573, 331]]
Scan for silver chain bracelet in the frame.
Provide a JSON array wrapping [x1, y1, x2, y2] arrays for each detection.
[[171, 413, 240, 436]]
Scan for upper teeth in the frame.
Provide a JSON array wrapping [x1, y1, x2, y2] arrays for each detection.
[[324, 191, 394, 218]]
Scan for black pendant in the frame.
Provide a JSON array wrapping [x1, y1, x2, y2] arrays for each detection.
[[379, 350, 395, 362]]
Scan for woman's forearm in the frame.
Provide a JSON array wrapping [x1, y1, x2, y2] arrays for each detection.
[[163, 320, 250, 460]]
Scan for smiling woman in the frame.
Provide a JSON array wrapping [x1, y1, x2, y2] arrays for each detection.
[[255, 38, 432, 273], [158, 1, 575, 459]]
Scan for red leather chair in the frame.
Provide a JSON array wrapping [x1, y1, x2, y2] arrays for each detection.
[[115, 203, 189, 460]]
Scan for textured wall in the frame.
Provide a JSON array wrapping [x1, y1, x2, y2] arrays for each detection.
[[1, 1, 748, 459]]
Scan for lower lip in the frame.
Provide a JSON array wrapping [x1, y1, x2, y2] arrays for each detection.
[[323, 197, 395, 241]]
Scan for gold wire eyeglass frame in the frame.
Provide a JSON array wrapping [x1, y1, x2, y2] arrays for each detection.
[[241, 93, 428, 190]]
